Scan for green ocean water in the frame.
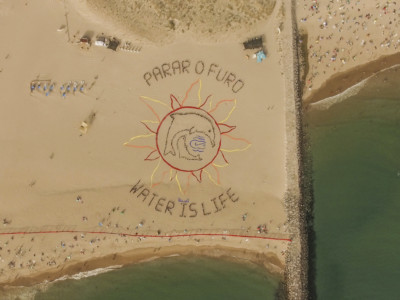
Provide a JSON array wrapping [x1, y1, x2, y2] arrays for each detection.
[[307, 72, 400, 299], [34, 256, 279, 300]]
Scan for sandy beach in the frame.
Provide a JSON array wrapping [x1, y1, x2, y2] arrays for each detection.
[[297, 0, 400, 102], [303, 51, 400, 104], [1, 0, 397, 298], [0, 0, 294, 294]]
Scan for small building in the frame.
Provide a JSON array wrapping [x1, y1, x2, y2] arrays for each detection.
[[79, 36, 91, 50], [95, 36, 110, 47], [107, 38, 120, 51], [80, 36, 91, 45], [243, 36, 264, 50]]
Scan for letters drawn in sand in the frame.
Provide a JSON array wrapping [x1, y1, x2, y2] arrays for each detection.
[[124, 79, 251, 194]]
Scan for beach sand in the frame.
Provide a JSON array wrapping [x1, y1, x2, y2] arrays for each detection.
[[0, 0, 294, 292], [297, 0, 400, 102]]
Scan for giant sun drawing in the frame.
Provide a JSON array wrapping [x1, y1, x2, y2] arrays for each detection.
[[124, 79, 251, 195]]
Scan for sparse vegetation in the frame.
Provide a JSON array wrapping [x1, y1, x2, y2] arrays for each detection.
[[87, 0, 276, 43]]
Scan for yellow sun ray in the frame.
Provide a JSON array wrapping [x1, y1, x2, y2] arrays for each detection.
[[124, 133, 155, 145], [208, 98, 237, 123], [219, 99, 237, 123], [197, 79, 202, 107], [140, 96, 169, 108], [175, 174, 183, 195], [213, 162, 229, 168], [141, 120, 159, 124], [220, 144, 252, 153], [203, 169, 220, 186], [212, 152, 229, 167], [220, 144, 252, 152], [150, 158, 162, 187], [169, 169, 180, 181], [127, 80, 252, 194]]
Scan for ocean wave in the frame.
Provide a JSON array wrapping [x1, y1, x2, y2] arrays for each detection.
[[54, 265, 123, 282], [309, 78, 368, 110], [0, 265, 123, 300], [0, 283, 48, 300], [310, 63, 400, 110], [166, 254, 181, 257]]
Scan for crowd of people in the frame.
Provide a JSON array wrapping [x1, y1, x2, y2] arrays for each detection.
[[297, 0, 399, 95]]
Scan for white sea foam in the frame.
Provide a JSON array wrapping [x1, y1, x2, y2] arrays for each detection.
[[0, 265, 123, 300], [54, 265, 123, 282], [309, 78, 368, 111], [309, 63, 400, 110], [166, 254, 181, 257]]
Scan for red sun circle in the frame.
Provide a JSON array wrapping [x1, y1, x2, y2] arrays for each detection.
[[156, 106, 222, 172]]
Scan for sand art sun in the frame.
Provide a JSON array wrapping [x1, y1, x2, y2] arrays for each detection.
[[124, 79, 251, 194]]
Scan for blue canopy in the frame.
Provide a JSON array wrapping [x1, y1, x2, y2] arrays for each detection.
[[256, 50, 266, 63]]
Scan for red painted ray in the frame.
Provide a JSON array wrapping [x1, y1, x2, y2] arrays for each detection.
[[141, 122, 157, 134], [170, 94, 181, 110], [199, 94, 212, 108], [145, 150, 160, 161], [218, 123, 236, 134], [220, 151, 229, 164], [191, 170, 203, 182]]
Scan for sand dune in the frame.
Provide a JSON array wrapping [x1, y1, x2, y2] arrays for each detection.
[[86, 0, 277, 44]]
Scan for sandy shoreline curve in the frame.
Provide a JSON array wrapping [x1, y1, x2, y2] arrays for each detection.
[[304, 52, 400, 104], [0, 0, 298, 297], [1, 245, 284, 288]]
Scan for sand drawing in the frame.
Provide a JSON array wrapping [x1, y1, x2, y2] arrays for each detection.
[[124, 79, 251, 194], [163, 111, 217, 161]]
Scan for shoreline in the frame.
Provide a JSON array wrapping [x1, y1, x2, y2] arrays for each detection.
[[307, 63, 400, 111], [304, 52, 400, 104], [0, 244, 284, 289]]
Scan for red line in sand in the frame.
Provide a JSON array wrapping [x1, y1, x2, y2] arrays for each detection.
[[0, 230, 292, 242]]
